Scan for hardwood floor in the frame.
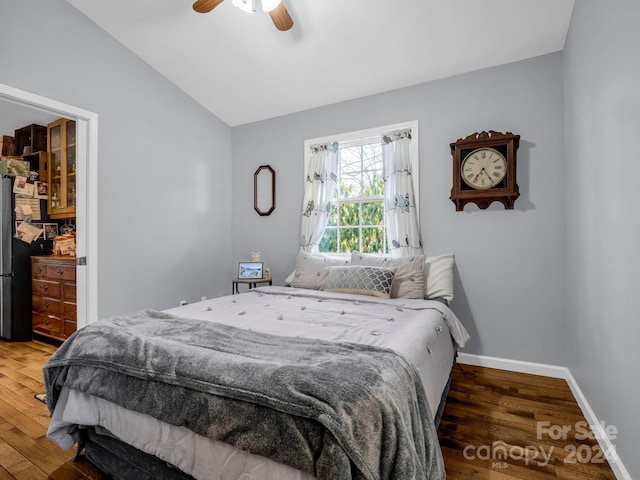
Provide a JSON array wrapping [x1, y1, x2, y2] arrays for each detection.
[[0, 339, 104, 480], [438, 364, 617, 479], [0, 339, 618, 479]]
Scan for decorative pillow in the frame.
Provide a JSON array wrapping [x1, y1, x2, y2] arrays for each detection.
[[289, 251, 350, 290], [322, 265, 397, 298], [424, 254, 455, 302], [284, 270, 296, 285], [350, 252, 425, 299]]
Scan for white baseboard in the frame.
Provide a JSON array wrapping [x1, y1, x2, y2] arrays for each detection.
[[456, 353, 632, 480], [457, 352, 568, 378]]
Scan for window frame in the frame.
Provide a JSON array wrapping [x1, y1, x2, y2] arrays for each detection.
[[303, 121, 420, 255]]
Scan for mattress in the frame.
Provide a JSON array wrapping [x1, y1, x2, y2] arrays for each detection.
[[47, 286, 469, 480]]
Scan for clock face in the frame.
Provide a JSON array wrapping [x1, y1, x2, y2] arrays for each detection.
[[461, 147, 507, 190]]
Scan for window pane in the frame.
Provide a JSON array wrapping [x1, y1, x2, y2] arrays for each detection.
[[340, 228, 359, 253], [362, 143, 382, 172], [339, 146, 363, 198], [361, 201, 384, 226], [361, 227, 386, 254], [326, 204, 338, 227], [363, 171, 384, 196], [339, 203, 360, 227], [319, 228, 337, 253]]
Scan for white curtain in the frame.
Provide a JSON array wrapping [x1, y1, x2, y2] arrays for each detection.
[[300, 143, 338, 252], [382, 128, 423, 257]]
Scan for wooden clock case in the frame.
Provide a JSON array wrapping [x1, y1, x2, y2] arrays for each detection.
[[449, 130, 520, 211]]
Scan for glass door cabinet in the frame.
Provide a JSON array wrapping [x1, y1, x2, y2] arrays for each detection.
[[47, 118, 76, 219]]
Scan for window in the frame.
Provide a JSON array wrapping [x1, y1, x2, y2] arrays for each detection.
[[320, 139, 385, 253], [303, 121, 419, 254]]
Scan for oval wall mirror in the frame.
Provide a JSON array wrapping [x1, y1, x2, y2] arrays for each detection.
[[254, 165, 276, 216]]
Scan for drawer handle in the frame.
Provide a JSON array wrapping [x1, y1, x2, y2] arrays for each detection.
[[37, 266, 44, 274], [40, 284, 48, 293], [57, 268, 65, 276], [44, 302, 49, 310]]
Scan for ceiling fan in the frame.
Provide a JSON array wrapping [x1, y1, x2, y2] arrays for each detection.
[[193, 0, 294, 31]]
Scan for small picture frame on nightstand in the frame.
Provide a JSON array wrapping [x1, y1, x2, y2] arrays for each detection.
[[238, 262, 263, 279]]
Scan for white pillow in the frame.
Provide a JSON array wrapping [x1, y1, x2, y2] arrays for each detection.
[[424, 254, 455, 302], [350, 252, 425, 299], [284, 270, 296, 285], [289, 251, 350, 290]]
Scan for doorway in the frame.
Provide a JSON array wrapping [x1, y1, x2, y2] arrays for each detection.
[[0, 83, 98, 330]]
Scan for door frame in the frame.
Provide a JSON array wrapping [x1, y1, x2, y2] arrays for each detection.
[[0, 82, 98, 329]]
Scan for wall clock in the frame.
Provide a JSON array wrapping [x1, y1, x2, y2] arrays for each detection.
[[449, 130, 520, 211]]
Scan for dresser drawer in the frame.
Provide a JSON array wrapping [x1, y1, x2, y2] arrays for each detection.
[[32, 261, 47, 278], [32, 296, 61, 315], [63, 301, 77, 321], [46, 264, 75, 282], [64, 320, 77, 338], [63, 283, 76, 302], [32, 279, 62, 298], [32, 312, 63, 334]]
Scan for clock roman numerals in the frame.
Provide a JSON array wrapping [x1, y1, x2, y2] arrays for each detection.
[[460, 147, 507, 191]]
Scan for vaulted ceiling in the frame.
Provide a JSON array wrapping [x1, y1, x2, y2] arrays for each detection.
[[66, 0, 575, 126]]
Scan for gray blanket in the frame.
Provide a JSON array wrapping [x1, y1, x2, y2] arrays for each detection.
[[44, 309, 445, 480]]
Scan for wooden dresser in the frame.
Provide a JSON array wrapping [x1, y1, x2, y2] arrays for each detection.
[[31, 256, 77, 341]]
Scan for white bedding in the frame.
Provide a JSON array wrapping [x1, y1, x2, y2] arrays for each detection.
[[48, 286, 469, 480]]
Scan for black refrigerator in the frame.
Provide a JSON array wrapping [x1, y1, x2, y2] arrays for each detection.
[[0, 175, 53, 341]]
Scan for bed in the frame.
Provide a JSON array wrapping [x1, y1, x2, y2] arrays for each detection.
[[43, 254, 469, 480]]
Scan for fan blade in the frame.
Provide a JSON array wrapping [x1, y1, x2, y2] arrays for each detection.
[[268, 2, 293, 31], [193, 0, 225, 13]]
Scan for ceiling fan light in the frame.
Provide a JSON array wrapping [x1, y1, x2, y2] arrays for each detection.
[[261, 0, 281, 12], [232, 0, 255, 13]]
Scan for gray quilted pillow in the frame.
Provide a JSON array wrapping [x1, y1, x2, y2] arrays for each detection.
[[322, 265, 397, 298], [351, 252, 425, 299]]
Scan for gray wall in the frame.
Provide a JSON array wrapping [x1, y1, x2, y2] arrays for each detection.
[[232, 52, 567, 366], [0, 0, 234, 315], [564, 0, 640, 476]]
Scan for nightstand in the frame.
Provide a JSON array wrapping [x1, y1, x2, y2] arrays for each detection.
[[232, 278, 272, 294]]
